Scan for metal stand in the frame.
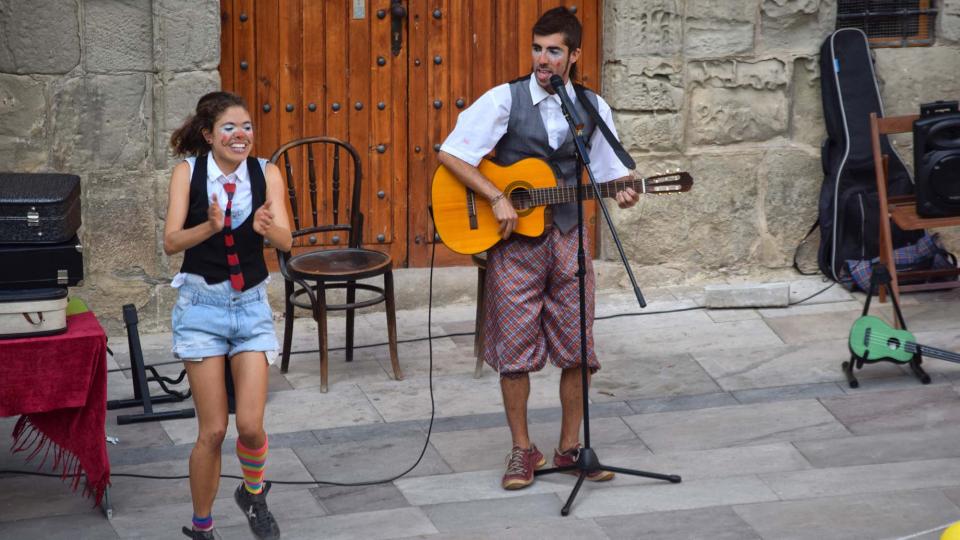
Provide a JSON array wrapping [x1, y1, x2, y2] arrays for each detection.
[[106, 304, 195, 424], [843, 263, 931, 388], [534, 80, 681, 516]]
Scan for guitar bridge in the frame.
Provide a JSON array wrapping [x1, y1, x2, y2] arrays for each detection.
[[466, 188, 479, 230]]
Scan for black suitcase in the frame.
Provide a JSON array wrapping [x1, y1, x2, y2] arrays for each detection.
[[0, 173, 81, 243], [0, 234, 83, 289]]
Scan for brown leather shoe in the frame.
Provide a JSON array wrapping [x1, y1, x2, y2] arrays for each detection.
[[501, 445, 546, 490]]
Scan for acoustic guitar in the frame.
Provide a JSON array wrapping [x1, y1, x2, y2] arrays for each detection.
[[431, 157, 693, 255], [849, 315, 960, 365]]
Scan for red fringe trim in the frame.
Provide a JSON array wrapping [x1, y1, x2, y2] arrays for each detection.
[[10, 416, 109, 506]]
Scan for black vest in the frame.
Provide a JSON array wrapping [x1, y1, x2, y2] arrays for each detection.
[[180, 155, 268, 290], [493, 75, 598, 233]]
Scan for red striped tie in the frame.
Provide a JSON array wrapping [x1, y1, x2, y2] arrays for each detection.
[[222, 179, 245, 291]]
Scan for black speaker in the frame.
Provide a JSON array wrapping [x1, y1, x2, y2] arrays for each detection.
[[914, 100, 960, 217]]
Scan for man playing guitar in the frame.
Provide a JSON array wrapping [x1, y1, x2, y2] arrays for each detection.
[[437, 7, 640, 490]]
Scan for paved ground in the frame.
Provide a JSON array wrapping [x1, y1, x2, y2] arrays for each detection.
[[3, 275, 960, 539]]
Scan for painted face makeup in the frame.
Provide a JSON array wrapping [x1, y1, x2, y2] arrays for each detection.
[[531, 32, 580, 91], [207, 105, 254, 170]]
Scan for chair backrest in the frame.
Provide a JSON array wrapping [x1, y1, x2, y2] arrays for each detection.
[[269, 137, 364, 249]]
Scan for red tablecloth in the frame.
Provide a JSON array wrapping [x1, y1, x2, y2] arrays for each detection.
[[0, 311, 110, 504]]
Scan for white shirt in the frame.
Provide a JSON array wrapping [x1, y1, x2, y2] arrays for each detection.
[[440, 76, 630, 183], [171, 154, 269, 289]]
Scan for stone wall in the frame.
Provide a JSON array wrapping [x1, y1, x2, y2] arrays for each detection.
[[601, 0, 960, 282], [0, 0, 220, 332], [3, 1, 960, 332]]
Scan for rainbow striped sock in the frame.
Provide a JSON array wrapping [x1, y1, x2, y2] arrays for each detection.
[[237, 435, 268, 495], [192, 514, 213, 532]]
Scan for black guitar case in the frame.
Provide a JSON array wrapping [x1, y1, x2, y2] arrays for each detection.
[[816, 28, 922, 282]]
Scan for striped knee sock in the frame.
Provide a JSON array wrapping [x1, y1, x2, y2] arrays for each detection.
[[237, 435, 268, 495], [192, 514, 213, 532]]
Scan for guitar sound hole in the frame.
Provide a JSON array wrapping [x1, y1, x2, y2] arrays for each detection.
[[887, 337, 901, 351], [510, 188, 532, 210]]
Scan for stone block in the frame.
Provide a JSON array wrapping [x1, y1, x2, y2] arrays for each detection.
[[603, 151, 762, 270], [50, 74, 152, 171], [688, 58, 790, 90], [0, 73, 48, 170], [687, 0, 757, 21], [758, 0, 836, 55], [604, 0, 683, 57], [704, 282, 790, 308], [790, 56, 825, 147], [759, 145, 821, 266], [874, 46, 960, 116], [153, 70, 221, 169], [153, 0, 220, 72], [615, 111, 684, 153], [83, 0, 153, 72], [603, 58, 684, 111], [82, 170, 160, 278], [688, 86, 789, 144], [942, 0, 960, 43], [0, 0, 80, 74], [685, 19, 755, 58]]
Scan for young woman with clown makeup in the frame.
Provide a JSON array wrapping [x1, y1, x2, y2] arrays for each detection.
[[165, 91, 291, 540]]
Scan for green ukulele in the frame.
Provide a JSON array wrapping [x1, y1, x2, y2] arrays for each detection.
[[849, 315, 960, 364]]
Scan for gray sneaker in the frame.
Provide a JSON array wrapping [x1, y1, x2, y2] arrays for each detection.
[[234, 481, 280, 540], [181, 526, 215, 539]]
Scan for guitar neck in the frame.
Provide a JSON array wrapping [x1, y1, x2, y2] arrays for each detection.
[[522, 177, 656, 207], [907, 342, 960, 365]]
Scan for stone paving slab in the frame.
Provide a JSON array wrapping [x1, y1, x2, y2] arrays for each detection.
[[420, 493, 569, 533], [732, 489, 960, 540], [594, 442, 812, 483], [292, 434, 452, 483], [403, 517, 609, 540], [217, 506, 438, 540], [600, 318, 785, 358], [0, 512, 120, 539], [160, 385, 385, 445], [595, 505, 760, 540], [567, 475, 779, 518], [692, 338, 902, 391], [622, 399, 849, 453], [309, 483, 410, 516], [763, 308, 864, 344], [394, 469, 570, 506], [794, 427, 960, 468], [759, 457, 960, 500], [591, 351, 722, 402], [819, 385, 960, 435]]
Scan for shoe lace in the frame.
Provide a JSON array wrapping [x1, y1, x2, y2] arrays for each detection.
[[243, 497, 273, 530], [505, 448, 529, 476]]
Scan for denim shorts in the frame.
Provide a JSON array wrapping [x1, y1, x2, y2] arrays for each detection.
[[171, 273, 278, 364]]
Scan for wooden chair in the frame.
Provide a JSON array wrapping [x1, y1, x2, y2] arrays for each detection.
[[870, 112, 960, 317], [270, 137, 402, 392]]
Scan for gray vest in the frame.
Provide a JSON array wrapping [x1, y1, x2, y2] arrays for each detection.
[[494, 76, 598, 233]]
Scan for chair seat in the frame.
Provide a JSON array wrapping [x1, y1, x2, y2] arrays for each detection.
[[288, 248, 392, 280]]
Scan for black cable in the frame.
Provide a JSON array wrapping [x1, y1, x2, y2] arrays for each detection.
[[8, 242, 442, 487], [107, 281, 838, 374], [6, 277, 838, 484]]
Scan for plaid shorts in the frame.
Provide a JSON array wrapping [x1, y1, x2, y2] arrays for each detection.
[[480, 226, 599, 375]]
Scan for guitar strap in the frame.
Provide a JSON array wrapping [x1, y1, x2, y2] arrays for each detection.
[[574, 84, 635, 170]]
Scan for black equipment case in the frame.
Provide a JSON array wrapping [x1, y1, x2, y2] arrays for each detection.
[[913, 100, 960, 217], [816, 28, 922, 282], [0, 173, 81, 243], [0, 234, 84, 289]]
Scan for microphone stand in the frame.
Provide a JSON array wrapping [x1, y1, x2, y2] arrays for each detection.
[[533, 81, 681, 516]]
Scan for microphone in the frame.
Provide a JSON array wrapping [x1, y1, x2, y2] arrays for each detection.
[[549, 75, 584, 130]]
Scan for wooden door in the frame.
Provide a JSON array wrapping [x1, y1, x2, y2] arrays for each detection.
[[220, 0, 602, 268]]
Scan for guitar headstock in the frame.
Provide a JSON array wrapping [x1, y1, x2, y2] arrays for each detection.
[[640, 171, 694, 194]]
